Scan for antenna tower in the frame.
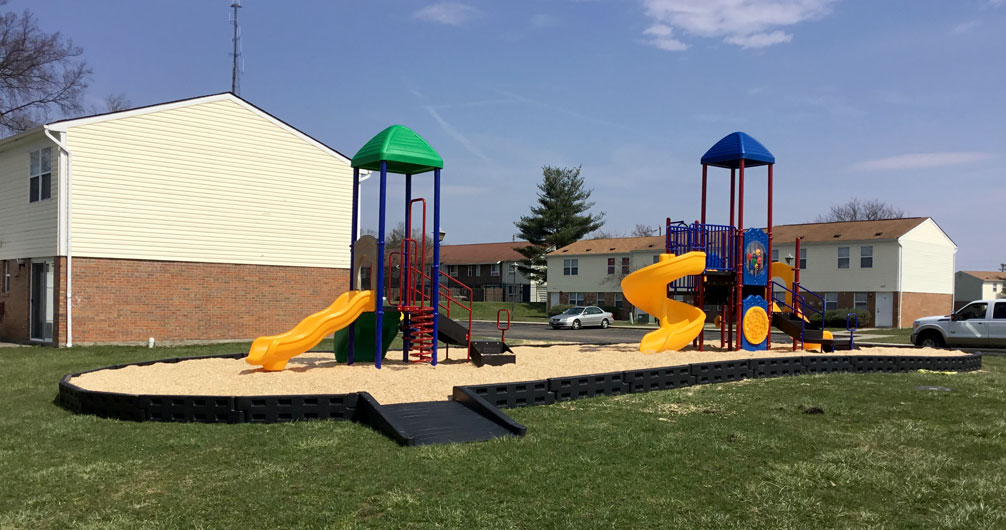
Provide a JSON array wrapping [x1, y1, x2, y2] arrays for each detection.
[[230, 1, 242, 95]]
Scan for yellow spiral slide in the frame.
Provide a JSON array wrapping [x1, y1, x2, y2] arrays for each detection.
[[621, 252, 707, 353], [245, 290, 374, 371]]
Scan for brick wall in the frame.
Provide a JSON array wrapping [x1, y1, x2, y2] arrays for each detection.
[[0, 259, 31, 342], [66, 257, 349, 345], [900, 292, 953, 327]]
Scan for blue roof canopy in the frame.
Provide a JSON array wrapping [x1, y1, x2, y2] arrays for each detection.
[[701, 132, 775, 169]]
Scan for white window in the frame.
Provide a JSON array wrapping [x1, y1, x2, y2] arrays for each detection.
[[772, 249, 779, 262], [491, 263, 500, 276], [621, 257, 630, 274], [563, 258, 578, 276], [860, 246, 873, 268], [854, 292, 868, 310], [475, 264, 481, 277], [824, 292, 838, 311], [569, 292, 584, 305], [614, 293, 623, 308], [837, 247, 850, 269], [800, 248, 807, 270], [2, 261, 8, 293], [653, 255, 660, 264], [466, 265, 474, 276], [607, 258, 615, 275], [29, 147, 52, 203], [596, 292, 605, 306], [448, 265, 458, 276]]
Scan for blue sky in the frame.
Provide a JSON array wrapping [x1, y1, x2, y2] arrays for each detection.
[[22, 0, 1006, 270]]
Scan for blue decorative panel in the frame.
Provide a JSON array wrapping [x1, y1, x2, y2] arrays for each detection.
[[742, 228, 769, 287], [741, 295, 769, 352]]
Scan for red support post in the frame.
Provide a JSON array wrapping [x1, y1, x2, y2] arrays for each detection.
[[794, 236, 802, 351], [736, 159, 745, 350], [729, 168, 735, 229], [766, 163, 773, 349], [701, 165, 708, 225]]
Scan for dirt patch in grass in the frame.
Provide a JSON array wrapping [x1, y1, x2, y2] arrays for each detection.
[[69, 343, 967, 404]]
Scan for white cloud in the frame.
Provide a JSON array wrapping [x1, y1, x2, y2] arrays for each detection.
[[413, 3, 481, 26], [952, 20, 980, 34], [530, 13, 558, 28], [853, 152, 997, 171], [641, 0, 836, 51], [643, 23, 688, 50]]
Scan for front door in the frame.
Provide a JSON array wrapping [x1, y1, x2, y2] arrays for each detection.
[[875, 292, 893, 327], [30, 260, 54, 342]]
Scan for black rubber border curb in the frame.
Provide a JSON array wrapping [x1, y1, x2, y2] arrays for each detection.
[[58, 352, 984, 442]]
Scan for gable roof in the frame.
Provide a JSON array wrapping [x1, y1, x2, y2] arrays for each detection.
[[549, 236, 665, 257], [773, 217, 929, 244], [959, 271, 1006, 282], [549, 218, 935, 257], [439, 241, 529, 265], [41, 92, 350, 162]]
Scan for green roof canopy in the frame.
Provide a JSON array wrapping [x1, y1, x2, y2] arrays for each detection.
[[351, 125, 443, 174]]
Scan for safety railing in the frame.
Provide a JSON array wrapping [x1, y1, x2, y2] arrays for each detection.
[[665, 221, 736, 271]]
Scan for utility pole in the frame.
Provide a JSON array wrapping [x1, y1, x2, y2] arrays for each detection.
[[231, 1, 242, 95]]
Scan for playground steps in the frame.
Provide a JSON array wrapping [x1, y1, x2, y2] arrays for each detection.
[[771, 312, 835, 352], [354, 387, 526, 446]]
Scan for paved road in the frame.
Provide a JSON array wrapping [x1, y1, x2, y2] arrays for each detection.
[[470, 321, 795, 345]]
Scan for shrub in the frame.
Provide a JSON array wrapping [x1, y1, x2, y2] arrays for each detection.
[[808, 307, 871, 328], [548, 304, 574, 317]]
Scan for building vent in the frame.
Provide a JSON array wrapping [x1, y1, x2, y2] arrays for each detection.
[[874, 232, 883, 236], [833, 234, 841, 238]]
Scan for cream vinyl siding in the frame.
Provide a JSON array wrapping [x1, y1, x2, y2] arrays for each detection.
[[772, 240, 900, 293], [0, 133, 59, 259], [547, 250, 662, 294], [899, 219, 955, 294], [64, 98, 351, 268]]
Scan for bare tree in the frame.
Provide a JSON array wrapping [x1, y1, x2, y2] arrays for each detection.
[[589, 229, 624, 239], [0, 5, 91, 135], [815, 198, 906, 223], [102, 92, 131, 112], [631, 223, 657, 237]]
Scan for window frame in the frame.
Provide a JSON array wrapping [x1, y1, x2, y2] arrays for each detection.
[[596, 292, 605, 306], [860, 246, 873, 269], [29, 147, 52, 203], [614, 293, 623, 309], [854, 292, 868, 310], [466, 265, 474, 276], [824, 292, 838, 311], [837, 247, 850, 269], [563, 258, 578, 276], [490, 263, 500, 276], [607, 258, 615, 275], [993, 302, 1006, 320], [800, 248, 807, 270], [772, 249, 779, 263], [568, 292, 584, 306], [621, 257, 630, 274]]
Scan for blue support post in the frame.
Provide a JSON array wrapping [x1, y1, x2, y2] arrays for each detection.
[[374, 162, 388, 369], [403, 173, 412, 362], [431, 168, 441, 366], [347, 168, 359, 365]]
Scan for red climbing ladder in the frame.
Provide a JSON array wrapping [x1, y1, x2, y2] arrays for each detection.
[[388, 199, 474, 363]]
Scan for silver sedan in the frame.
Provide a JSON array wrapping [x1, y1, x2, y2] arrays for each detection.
[[550, 306, 613, 330]]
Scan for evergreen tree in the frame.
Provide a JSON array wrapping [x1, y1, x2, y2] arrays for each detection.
[[513, 165, 604, 283]]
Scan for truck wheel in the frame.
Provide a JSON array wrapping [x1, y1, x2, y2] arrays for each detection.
[[916, 331, 944, 348]]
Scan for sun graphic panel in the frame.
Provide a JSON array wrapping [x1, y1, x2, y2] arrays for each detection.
[[741, 294, 769, 351]]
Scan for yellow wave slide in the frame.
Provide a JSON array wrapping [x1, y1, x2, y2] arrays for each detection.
[[621, 252, 707, 353], [245, 290, 374, 371]]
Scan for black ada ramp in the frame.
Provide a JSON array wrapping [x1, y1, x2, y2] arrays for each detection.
[[354, 388, 526, 446]]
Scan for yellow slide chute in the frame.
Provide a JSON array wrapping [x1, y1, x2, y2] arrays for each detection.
[[245, 290, 374, 371], [621, 252, 707, 353]]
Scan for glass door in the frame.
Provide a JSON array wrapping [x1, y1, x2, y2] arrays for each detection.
[[30, 260, 53, 342]]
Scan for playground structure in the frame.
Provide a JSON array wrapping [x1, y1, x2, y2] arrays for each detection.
[[245, 125, 511, 371], [622, 132, 841, 354]]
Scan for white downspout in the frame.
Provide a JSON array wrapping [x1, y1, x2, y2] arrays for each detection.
[[43, 127, 72, 347]]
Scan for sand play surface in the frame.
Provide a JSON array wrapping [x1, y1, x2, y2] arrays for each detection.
[[69, 343, 970, 404]]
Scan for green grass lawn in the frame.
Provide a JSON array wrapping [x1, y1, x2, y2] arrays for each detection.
[[469, 301, 546, 322], [2, 343, 1005, 529]]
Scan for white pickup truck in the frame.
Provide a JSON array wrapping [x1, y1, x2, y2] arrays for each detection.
[[912, 299, 1006, 348]]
